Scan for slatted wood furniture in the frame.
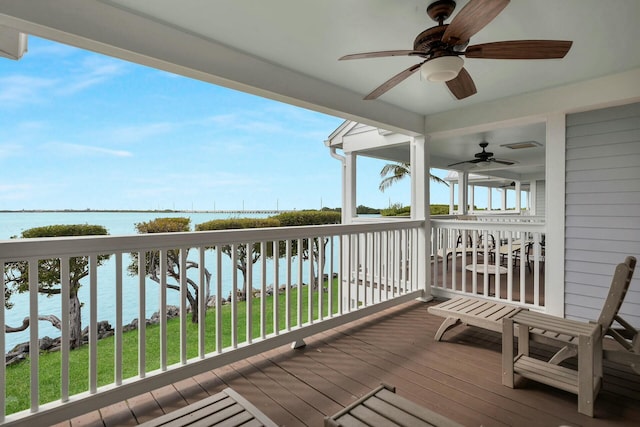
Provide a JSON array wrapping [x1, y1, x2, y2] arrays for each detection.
[[525, 256, 637, 368], [502, 256, 637, 417], [428, 296, 523, 341], [503, 310, 602, 417], [140, 387, 277, 427], [324, 384, 463, 427]]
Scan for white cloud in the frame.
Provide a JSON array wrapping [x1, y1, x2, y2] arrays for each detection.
[[0, 75, 57, 105], [56, 56, 128, 95], [108, 122, 177, 143], [44, 142, 133, 157], [0, 143, 23, 158]]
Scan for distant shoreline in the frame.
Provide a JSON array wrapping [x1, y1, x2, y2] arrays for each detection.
[[0, 209, 295, 214]]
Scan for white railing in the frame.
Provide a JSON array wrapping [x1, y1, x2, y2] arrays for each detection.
[[431, 219, 546, 309], [0, 220, 424, 426]]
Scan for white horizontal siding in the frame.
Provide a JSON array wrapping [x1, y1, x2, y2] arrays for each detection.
[[565, 102, 640, 327]]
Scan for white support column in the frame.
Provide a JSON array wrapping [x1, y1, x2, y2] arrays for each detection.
[[449, 182, 455, 214], [458, 172, 468, 215], [469, 185, 475, 213], [411, 135, 432, 302], [545, 113, 566, 317], [344, 152, 357, 224], [529, 181, 537, 215], [515, 181, 521, 213], [487, 187, 492, 212], [501, 189, 507, 211]]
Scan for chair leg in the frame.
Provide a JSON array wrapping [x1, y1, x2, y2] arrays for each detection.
[[549, 345, 578, 365]]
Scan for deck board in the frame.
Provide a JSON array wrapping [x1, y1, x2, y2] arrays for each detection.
[[64, 300, 640, 426]]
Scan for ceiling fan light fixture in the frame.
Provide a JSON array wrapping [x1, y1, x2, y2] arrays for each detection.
[[420, 56, 463, 82]]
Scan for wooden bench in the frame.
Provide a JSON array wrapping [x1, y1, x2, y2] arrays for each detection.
[[428, 296, 523, 341], [324, 384, 463, 427], [140, 387, 277, 427]]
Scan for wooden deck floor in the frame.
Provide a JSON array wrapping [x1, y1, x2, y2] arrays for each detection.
[[54, 300, 639, 427]]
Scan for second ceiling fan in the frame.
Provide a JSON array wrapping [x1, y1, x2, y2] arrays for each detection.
[[448, 142, 515, 167], [339, 0, 573, 100]]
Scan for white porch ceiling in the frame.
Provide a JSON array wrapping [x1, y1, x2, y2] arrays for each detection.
[[0, 0, 639, 178]]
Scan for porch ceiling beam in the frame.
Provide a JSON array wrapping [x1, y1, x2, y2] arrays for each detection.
[[0, 24, 26, 60], [0, 0, 425, 135], [425, 68, 640, 135]]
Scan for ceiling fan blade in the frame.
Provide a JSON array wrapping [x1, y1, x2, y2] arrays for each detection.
[[442, 0, 510, 46], [447, 160, 473, 167], [339, 50, 423, 60], [465, 40, 573, 59], [364, 62, 422, 100], [491, 159, 516, 165], [446, 67, 477, 100]]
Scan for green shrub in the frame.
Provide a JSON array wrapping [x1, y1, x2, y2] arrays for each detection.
[[269, 210, 341, 226], [196, 217, 280, 231]]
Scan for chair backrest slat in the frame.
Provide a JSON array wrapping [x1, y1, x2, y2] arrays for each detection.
[[597, 256, 636, 331]]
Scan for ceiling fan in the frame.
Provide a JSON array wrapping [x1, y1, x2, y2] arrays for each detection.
[[448, 142, 515, 167], [339, 0, 573, 100]]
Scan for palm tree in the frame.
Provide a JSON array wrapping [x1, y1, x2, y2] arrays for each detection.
[[379, 162, 448, 192]]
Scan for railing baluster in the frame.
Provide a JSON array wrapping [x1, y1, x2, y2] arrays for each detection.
[[329, 236, 335, 315], [260, 241, 266, 338], [285, 240, 291, 330], [179, 248, 187, 364], [114, 253, 123, 386], [198, 247, 206, 358], [345, 234, 351, 312], [246, 243, 253, 343], [318, 236, 324, 320], [138, 251, 146, 377], [273, 240, 280, 333], [307, 238, 313, 323], [471, 230, 478, 295], [362, 233, 368, 307], [215, 247, 222, 353], [533, 233, 540, 307], [461, 229, 467, 293], [385, 231, 391, 300], [231, 244, 238, 348], [159, 249, 167, 371], [29, 258, 38, 412], [296, 238, 303, 326], [354, 234, 360, 308], [60, 257, 70, 400], [89, 254, 98, 394]]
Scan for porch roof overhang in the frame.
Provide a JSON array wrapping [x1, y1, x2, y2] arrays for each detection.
[[1, 1, 640, 164]]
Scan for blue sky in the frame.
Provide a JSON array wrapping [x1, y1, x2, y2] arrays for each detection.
[[0, 37, 451, 211]]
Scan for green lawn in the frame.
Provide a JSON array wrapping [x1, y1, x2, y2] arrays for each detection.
[[5, 280, 339, 414]]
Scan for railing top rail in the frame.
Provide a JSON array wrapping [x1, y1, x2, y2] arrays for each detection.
[[431, 219, 546, 233], [0, 220, 424, 259]]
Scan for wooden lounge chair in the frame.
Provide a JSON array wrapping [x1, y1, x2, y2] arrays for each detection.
[[502, 257, 636, 416], [532, 256, 638, 370], [140, 387, 277, 427], [428, 256, 638, 374], [325, 384, 463, 427]]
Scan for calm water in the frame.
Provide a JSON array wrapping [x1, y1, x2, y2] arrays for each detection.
[[0, 211, 276, 351]]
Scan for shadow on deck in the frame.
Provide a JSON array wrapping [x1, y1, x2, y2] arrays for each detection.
[[55, 300, 638, 426]]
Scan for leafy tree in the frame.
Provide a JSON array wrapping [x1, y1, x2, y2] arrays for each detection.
[[356, 205, 380, 214], [270, 210, 341, 288], [379, 162, 448, 192], [195, 218, 280, 300], [3, 224, 110, 349], [127, 217, 210, 323]]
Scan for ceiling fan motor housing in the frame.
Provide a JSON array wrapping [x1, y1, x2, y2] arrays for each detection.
[[427, 0, 457, 24]]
